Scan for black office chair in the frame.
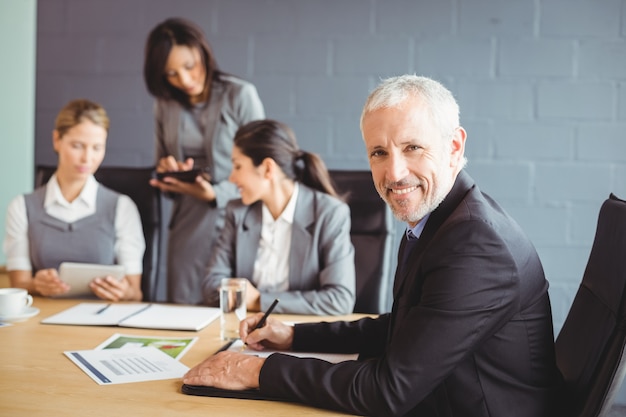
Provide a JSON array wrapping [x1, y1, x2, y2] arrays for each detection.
[[329, 170, 396, 314], [554, 193, 626, 417], [34, 166, 162, 302]]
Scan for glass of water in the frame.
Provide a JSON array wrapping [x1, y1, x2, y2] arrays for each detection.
[[219, 278, 247, 341]]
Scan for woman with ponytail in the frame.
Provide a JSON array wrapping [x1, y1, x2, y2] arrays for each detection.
[[201, 120, 355, 315]]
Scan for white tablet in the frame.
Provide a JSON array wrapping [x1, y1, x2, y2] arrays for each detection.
[[57, 262, 125, 298]]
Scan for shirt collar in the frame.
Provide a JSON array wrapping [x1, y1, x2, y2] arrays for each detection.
[[261, 182, 299, 226], [406, 212, 431, 240], [44, 174, 98, 209]]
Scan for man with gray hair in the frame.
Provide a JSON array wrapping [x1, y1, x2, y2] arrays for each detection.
[[184, 75, 562, 417]]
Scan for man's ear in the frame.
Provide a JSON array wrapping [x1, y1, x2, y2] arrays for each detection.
[[52, 130, 61, 153], [450, 126, 466, 167]]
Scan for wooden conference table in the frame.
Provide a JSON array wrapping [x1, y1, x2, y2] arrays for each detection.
[[0, 297, 368, 417]]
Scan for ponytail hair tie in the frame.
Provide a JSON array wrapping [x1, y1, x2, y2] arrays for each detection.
[[293, 150, 306, 178]]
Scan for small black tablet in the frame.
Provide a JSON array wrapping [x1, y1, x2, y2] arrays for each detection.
[[156, 168, 205, 183]]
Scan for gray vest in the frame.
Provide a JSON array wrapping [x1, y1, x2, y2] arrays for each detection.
[[24, 185, 119, 273]]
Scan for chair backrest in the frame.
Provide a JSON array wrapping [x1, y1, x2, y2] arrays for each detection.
[[34, 166, 161, 302], [555, 193, 626, 417], [329, 170, 396, 314]]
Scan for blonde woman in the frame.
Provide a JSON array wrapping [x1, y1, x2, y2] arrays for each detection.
[[3, 99, 145, 301]]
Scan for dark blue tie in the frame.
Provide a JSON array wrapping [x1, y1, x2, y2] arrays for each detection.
[[407, 229, 419, 240], [400, 233, 419, 276]]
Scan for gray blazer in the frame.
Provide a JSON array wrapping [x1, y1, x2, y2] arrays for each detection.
[[154, 74, 265, 208], [154, 75, 265, 304], [202, 184, 356, 315]]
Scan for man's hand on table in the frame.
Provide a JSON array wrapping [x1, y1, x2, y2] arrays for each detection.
[[183, 313, 295, 389]]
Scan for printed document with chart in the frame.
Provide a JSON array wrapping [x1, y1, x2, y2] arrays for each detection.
[[64, 345, 189, 385]]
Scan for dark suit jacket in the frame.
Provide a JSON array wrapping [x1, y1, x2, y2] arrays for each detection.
[[258, 171, 561, 417]]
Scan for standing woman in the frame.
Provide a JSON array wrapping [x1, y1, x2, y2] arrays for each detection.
[[144, 18, 265, 304], [3, 99, 145, 301], [201, 120, 356, 315]]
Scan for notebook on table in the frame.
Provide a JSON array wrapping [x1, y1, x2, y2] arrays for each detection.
[[181, 384, 285, 401], [41, 302, 221, 331]]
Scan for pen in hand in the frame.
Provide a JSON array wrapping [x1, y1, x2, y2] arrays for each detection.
[[252, 298, 279, 332], [243, 298, 279, 350]]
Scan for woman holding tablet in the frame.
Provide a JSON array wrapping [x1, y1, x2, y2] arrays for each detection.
[[143, 18, 264, 304], [2, 99, 145, 301], [201, 120, 355, 315]]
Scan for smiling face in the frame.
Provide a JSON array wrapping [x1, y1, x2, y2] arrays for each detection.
[[362, 95, 466, 227], [229, 146, 269, 206], [164, 45, 207, 102], [53, 120, 107, 182]]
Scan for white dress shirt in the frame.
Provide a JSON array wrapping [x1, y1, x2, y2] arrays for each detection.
[[251, 183, 299, 292], [3, 175, 145, 274]]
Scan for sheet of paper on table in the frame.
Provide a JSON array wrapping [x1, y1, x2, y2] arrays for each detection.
[[64, 346, 189, 385], [225, 339, 358, 363]]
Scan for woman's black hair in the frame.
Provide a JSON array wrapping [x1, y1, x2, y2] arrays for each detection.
[[143, 17, 220, 107], [234, 120, 341, 199]]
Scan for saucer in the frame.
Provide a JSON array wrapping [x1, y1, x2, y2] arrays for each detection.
[[0, 307, 40, 323]]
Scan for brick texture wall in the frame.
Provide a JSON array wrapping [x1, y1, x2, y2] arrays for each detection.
[[36, 0, 626, 399]]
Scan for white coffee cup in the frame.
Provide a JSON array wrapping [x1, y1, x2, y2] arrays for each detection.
[[0, 288, 33, 317], [219, 278, 247, 341]]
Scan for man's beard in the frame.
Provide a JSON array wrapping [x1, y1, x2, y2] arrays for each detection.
[[378, 176, 451, 225]]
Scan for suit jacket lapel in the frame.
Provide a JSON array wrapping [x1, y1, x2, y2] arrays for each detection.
[[393, 235, 427, 299], [160, 100, 182, 160], [238, 202, 263, 279], [236, 186, 316, 288], [420, 171, 474, 243], [391, 170, 475, 300], [289, 186, 315, 289], [160, 80, 226, 166], [201, 81, 226, 172]]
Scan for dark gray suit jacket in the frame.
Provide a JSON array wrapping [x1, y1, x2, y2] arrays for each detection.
[[154, 74, 265, 209], [202, 184, 356, 315], [154, 74, 265, 304], [258, 171, 561, 416]]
